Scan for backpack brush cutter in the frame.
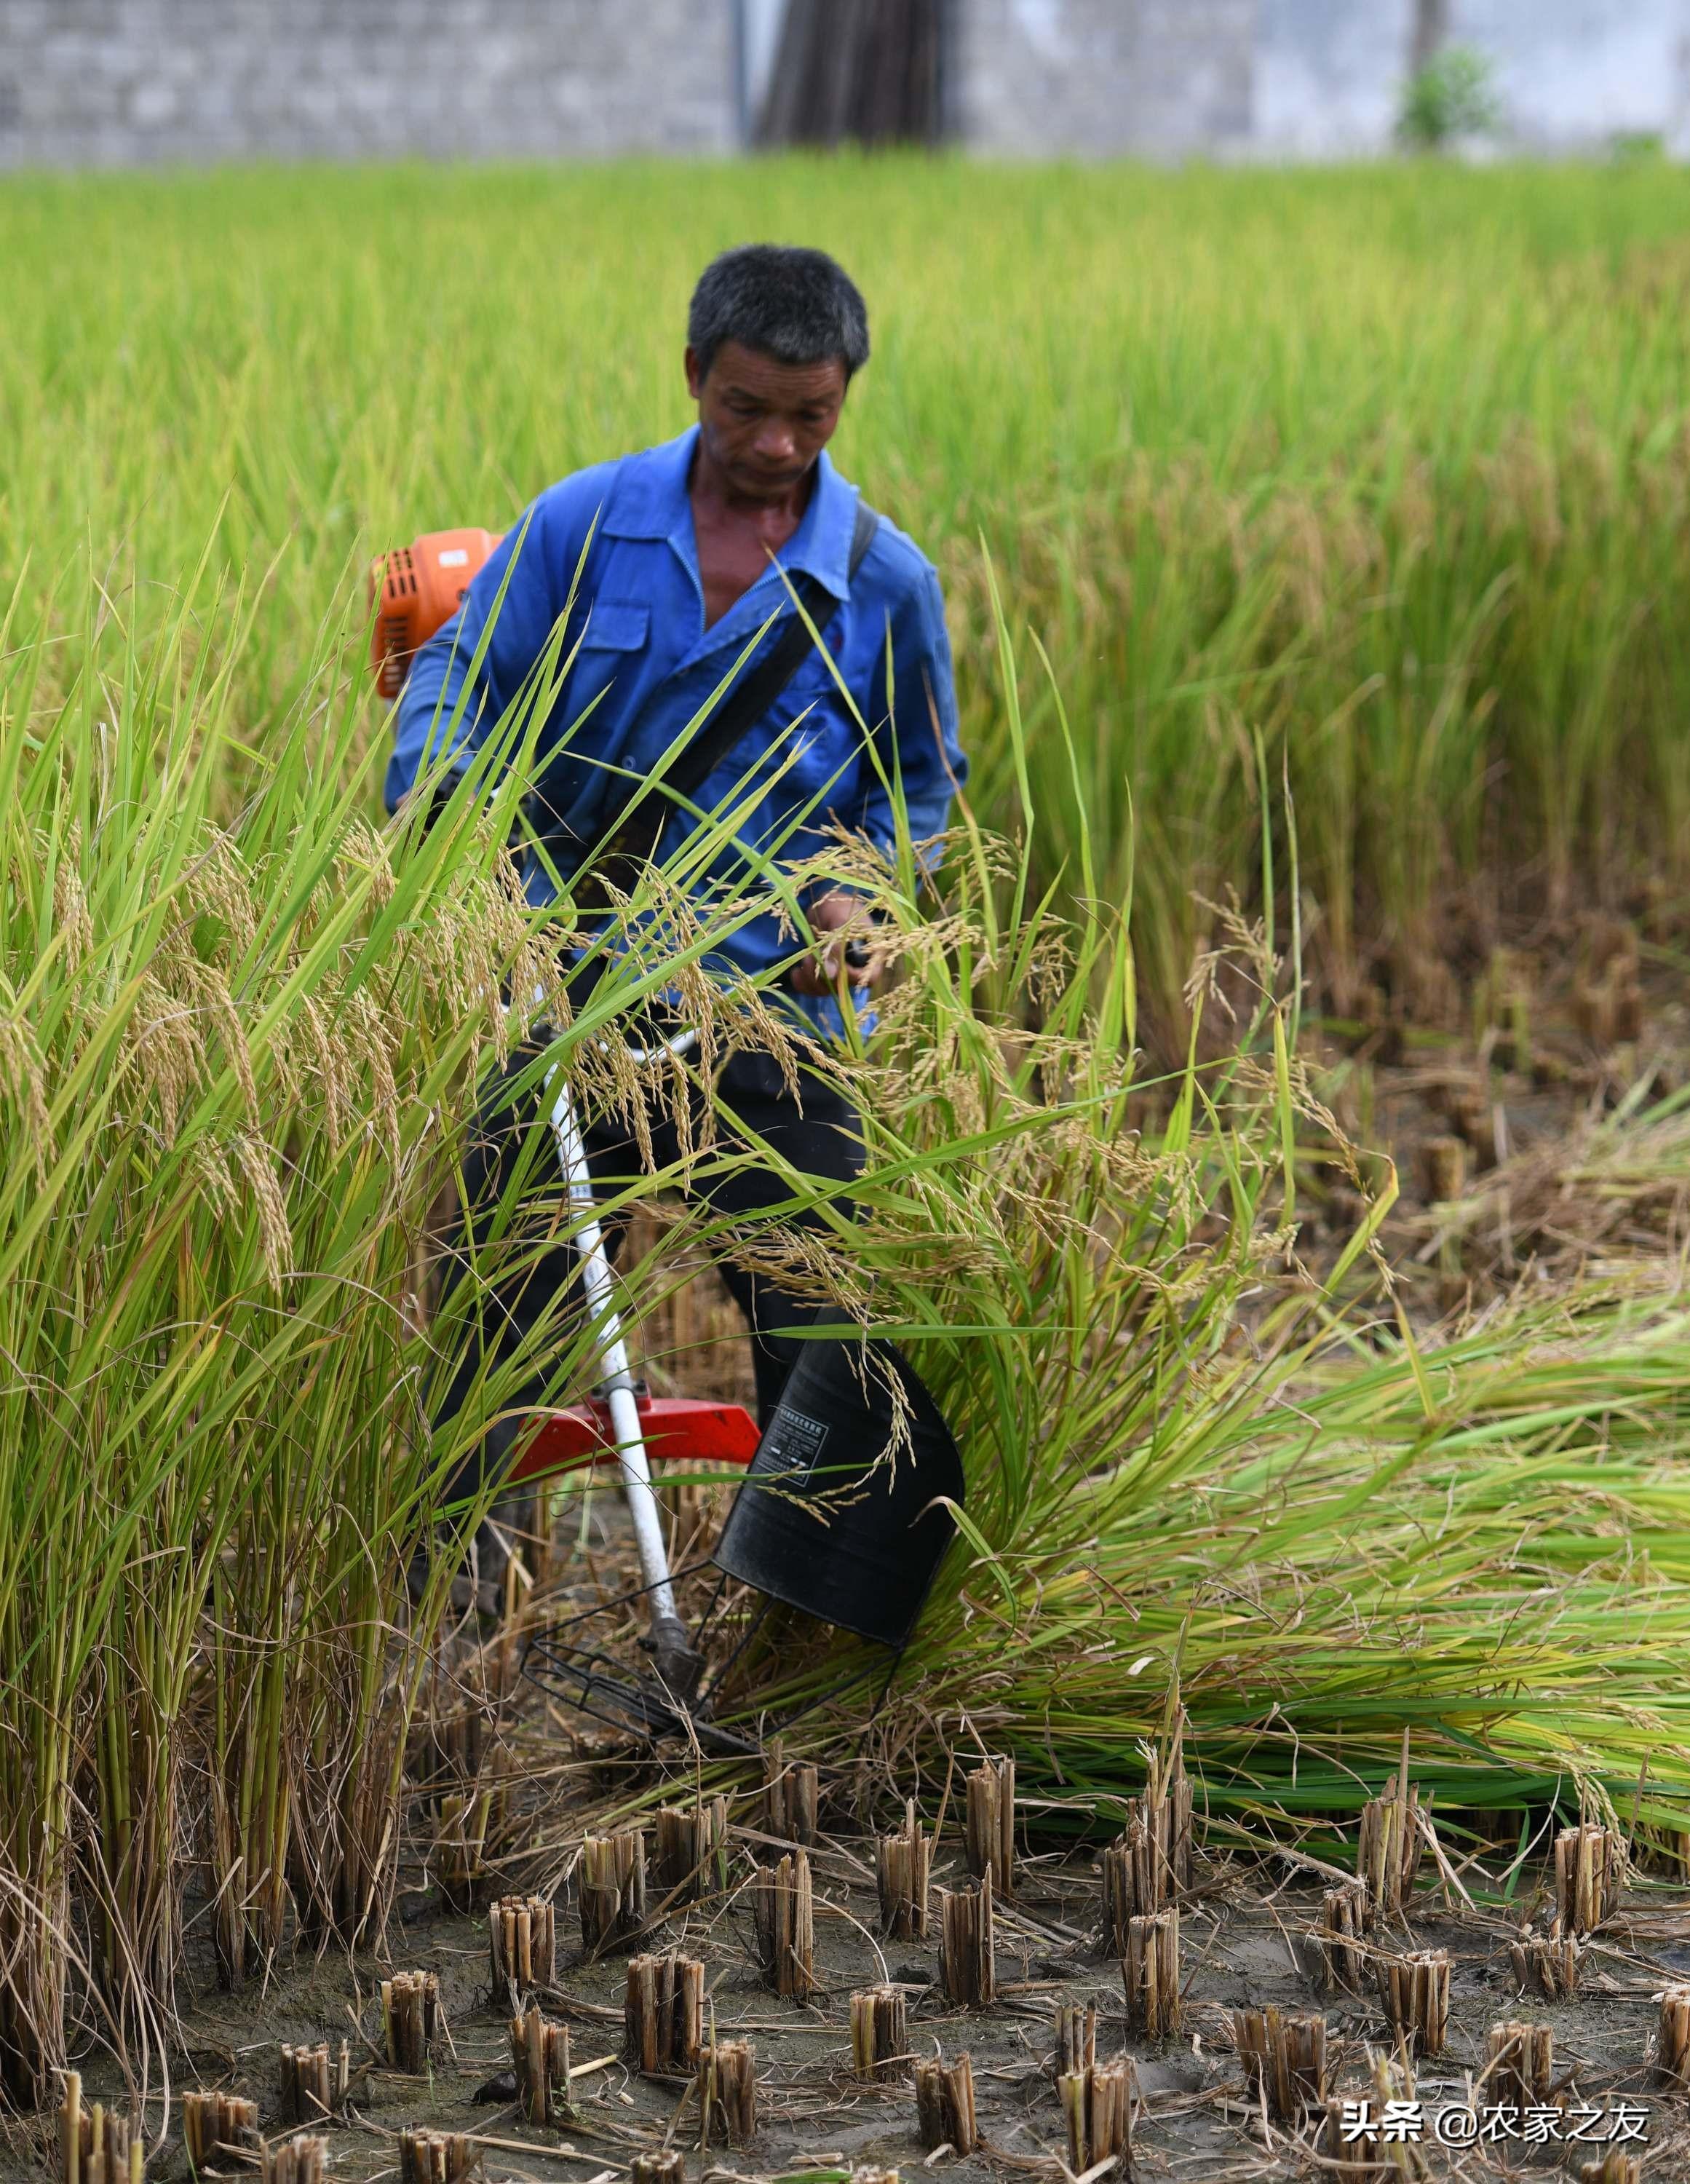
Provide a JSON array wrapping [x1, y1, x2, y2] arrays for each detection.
[[370, 529, 966, 1757]]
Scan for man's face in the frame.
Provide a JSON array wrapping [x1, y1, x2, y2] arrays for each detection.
[[686, 340, 849, 503]]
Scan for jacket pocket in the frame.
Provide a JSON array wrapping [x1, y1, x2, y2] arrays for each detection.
[[560, 598, 650, 751], [576, 599, 650, 652]]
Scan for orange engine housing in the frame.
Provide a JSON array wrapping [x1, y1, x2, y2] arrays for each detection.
[[368, 526, 504, 699]]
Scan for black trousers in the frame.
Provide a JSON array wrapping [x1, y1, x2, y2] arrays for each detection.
[[434, 1040, 865, 1493]]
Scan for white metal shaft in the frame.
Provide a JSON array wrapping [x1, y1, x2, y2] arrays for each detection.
[[544, 1061, 680, 1629]]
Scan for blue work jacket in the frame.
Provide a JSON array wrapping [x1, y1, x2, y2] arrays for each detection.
[[385, 427, 967, 1035]]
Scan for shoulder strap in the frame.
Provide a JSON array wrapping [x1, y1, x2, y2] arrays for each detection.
[[847, 494, 882, 573], [595, 498, 881, 852]]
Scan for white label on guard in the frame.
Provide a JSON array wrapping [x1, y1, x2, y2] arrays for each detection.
[[437, 547, 470, 567], [760, 1409, 830, 1477]]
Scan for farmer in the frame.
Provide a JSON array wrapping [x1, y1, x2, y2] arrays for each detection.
[[386, 244, 967, 1606]]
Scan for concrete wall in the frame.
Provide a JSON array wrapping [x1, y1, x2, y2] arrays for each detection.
[[1454, 0, 1690, 153], [1, 0, 1686, 167], [1256, 0, 1690, 156], [961, 0, 1690, 159], [954, 0, 1255, 157], [0, 0, 737, 167], [1255, 0, 1415, 157], [1133, 1, 1258, 154]]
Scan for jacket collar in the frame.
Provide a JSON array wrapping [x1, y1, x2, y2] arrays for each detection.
[[602, 426, 863, 600], [600, 427, 698, 541]]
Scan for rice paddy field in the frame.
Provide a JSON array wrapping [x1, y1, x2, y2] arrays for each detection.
[[4, 156, 1690, 2177]]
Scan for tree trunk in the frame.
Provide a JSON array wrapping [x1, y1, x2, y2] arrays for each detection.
[[759, 0, 948, 149], [1408, 0, 1451, 78]]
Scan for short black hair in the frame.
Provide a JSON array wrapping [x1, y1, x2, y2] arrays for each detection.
[[688, 245, 870, 384]]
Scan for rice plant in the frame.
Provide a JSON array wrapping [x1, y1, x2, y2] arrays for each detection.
[[0, 553, 789, 2098], [691, 633, 1690, 1847]]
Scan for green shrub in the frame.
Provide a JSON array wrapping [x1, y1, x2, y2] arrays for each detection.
[[1399, 44, 1501, 150]]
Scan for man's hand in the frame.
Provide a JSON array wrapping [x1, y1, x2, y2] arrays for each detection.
[[787, 889, 886, 998]]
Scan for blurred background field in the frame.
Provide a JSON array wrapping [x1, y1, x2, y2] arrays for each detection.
[[6, 156, 1690, 1032]]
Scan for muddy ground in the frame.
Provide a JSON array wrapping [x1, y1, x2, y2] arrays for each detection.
[[30, 1807, 1690, 2184]]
